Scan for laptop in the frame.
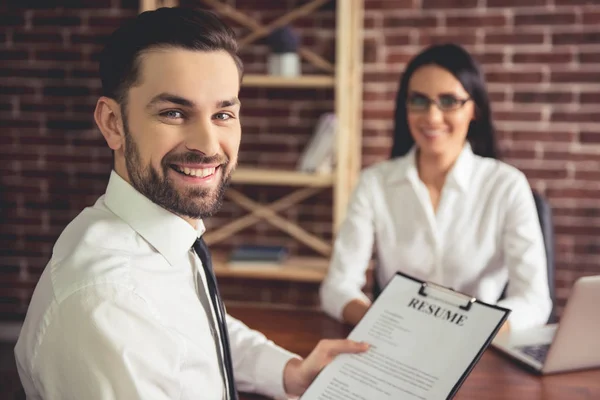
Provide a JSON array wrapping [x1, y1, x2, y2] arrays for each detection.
[[492, 275, 600, 374]]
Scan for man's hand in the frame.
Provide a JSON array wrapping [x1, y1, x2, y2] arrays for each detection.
[[282, 339, 370, 397]]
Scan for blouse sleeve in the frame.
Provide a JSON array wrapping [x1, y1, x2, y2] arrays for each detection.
[[497, 172, 552, 330], [319, 170, 376, 321]]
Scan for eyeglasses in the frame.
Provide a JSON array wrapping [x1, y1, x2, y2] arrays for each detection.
[[407, 93, 471, 112]]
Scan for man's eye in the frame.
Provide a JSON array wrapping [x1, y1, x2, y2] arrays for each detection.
[[214, 113, 232, 121], [162, 110, 183, 119]]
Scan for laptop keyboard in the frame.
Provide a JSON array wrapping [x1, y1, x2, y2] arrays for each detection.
[[517, 343, 551, 363]]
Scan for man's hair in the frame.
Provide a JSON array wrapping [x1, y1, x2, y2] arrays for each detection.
[[99, 7, 243, 106]]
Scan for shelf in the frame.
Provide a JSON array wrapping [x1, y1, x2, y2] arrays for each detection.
[[242, 74, 335, 88], [213, 254, 328, 282], [231, 167, 334, 187]]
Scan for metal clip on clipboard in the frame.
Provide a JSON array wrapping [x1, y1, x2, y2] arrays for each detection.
[[418, 281, 477, 311]]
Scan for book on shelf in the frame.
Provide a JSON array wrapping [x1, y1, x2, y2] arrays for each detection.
[[227, 245, 289, 268], [297, 113, 337, 174]]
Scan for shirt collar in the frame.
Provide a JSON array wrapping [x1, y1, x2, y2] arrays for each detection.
[[386, 142, 474, 193], [104, 170, 205, 266]]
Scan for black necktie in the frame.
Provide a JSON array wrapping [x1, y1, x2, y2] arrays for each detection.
[[193, 237, 238, 400]]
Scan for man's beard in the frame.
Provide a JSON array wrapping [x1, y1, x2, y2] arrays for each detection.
[[123, 125, 232, 220]]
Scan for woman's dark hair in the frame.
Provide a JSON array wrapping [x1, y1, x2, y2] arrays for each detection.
[[390, 43, 499, 159], [99, 7, 243, 108]]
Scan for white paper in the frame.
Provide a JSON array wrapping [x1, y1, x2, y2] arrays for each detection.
[[301, 274, 508, 400]]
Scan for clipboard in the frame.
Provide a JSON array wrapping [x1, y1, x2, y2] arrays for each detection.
[[301, 270, 511, 400], [391, 270, 511, 399]]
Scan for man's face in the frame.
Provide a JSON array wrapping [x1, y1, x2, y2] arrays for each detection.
[[118, 48, 241, 220]]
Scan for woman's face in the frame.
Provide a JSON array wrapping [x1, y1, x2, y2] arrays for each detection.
[[406, 64, 475, 160]]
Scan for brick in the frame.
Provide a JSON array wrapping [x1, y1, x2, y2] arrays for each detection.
[[21, 102, 68, 112], [363, 71, 400, 83], [512, 51, 573, 64], [419, 32, 477, 46], [513, 91, 574, 104], [582, 11, 600, 25], [555, 0, 599, 5], [486, 71, 544, 83], [0, 119, 40, 129], [364, 15, 380, 29], [70, 67, 99, 79], [514, 11, 576, 26], [552, 112, 600, 123], [513, 131, 575, 142], [43, 85, 91, 97], [580, 131, 600, 144], [495, 111, 544, 122], [385, 49, 415, 65], [383, 32, 412, 46], [363, 38, 378, 63], [422, 0, 477, 8], [501, 148, 537, 160], [0, 85, 35, 95], [363, 108, 394, 120], [555, 225, 600, 236], [578, 52, 600, 64], [574, 170, 600, 181], [383, 15, 438, 28], [35, 49, 82, 61], [59, 0, 113, 8], [543, 150, 600, 162], [551, 71, 600, 83], [32, 16, 81, 27], [446, 15, 507, 28], [0, 50, 29, 61], [13, 31, 63, 44], [520, 168, 568, 180], [46, 119, 94, 131], [88, 15, 138, 27], [364, 0, 418, 9], [553, 32, 600, 45], [487, 0, 546, 6], [489, 91, 506, 102], [0, 67, 65, 79], [70, 32, 111, 45], [485, 32, 545, 45], [0, 14, 26, 26], [580, 93, 600, 104], [471, 51, 505, 64]]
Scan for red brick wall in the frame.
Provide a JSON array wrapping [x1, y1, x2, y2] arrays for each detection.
[[1, 0, 599, 319]]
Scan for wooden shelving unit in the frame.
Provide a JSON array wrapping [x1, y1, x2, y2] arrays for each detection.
[[231, 168, 334, 187], [242, 74, 335, 88], [212, 253, 328, 282], [140, 0, 364, 283]]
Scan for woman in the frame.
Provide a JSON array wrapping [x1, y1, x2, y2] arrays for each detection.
[[320, 43, 551, 332]]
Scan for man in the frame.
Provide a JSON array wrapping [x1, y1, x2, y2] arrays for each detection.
[[14, 7, 368, 400]]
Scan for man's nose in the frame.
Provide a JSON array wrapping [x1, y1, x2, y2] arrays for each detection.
[[185, 118, 219, 156]]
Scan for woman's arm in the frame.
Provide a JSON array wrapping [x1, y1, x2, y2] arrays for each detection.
[[497, 172, 552, 331], [320, 171, 377, 324]]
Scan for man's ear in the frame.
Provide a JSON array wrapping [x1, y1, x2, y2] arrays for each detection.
[[94, 96, 125, 151]]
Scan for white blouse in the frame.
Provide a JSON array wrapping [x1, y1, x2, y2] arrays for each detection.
[[320, 144, 552, 331]]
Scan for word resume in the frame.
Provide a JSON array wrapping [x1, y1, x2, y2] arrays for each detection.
[[302, 273, 510, 400]]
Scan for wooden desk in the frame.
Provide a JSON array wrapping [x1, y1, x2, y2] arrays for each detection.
[[227, 305, 600, 400]]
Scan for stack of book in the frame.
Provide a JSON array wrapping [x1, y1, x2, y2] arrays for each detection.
[[227, 245, 289, 269]]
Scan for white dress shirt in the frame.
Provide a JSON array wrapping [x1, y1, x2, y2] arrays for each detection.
[[15, 171, 297, 400], [320, 144, 552, 331]]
